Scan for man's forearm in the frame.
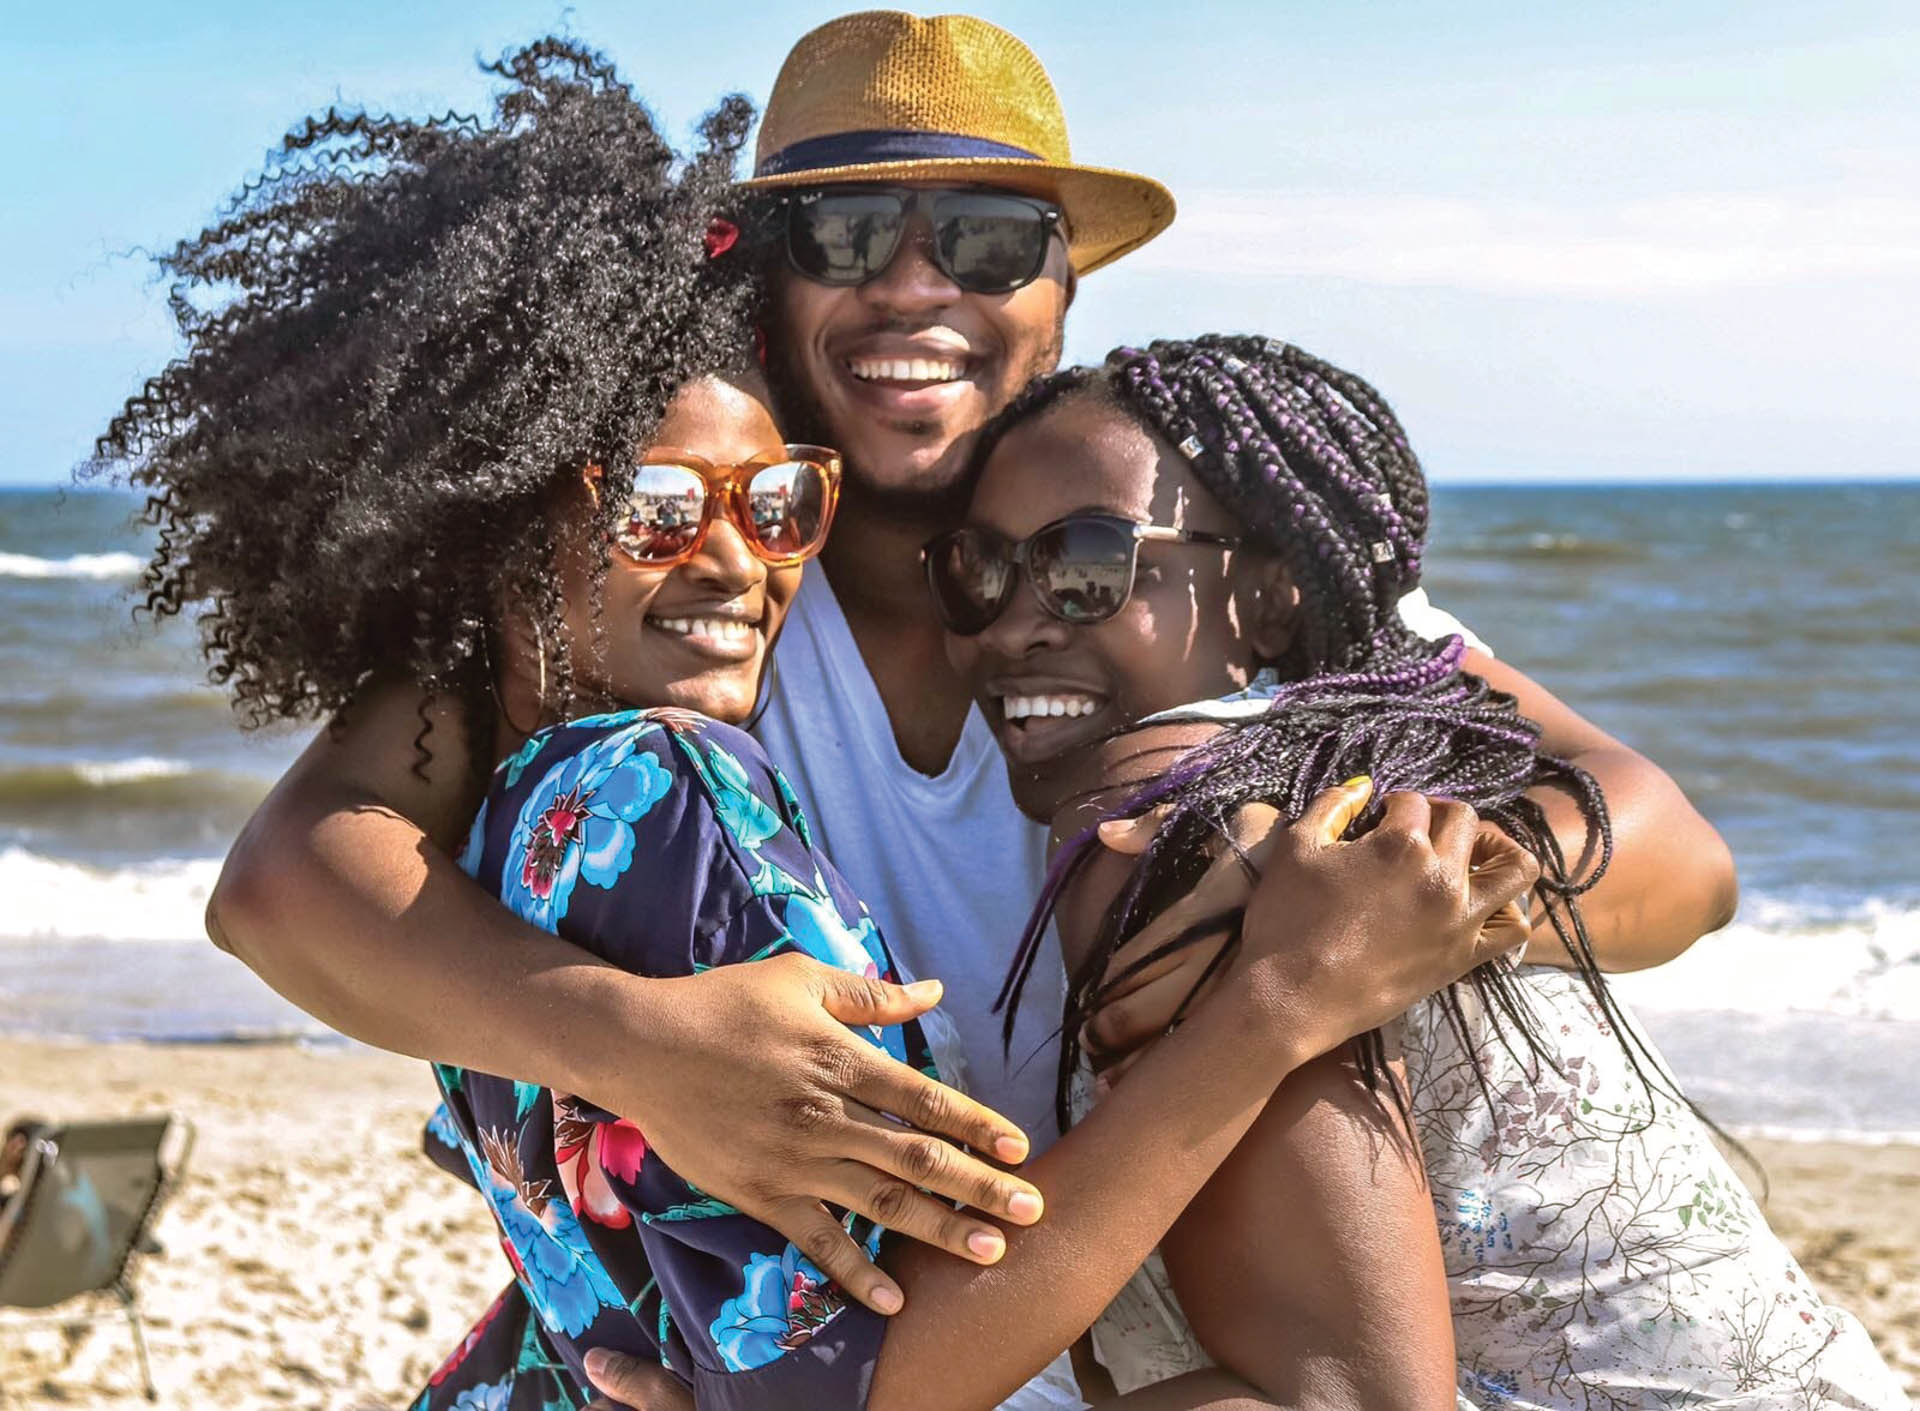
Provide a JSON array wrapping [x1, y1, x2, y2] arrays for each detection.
[[1469, 651, 1737, 972], [1522, 743, 1737, 971], [210, 777, 633, 1093]]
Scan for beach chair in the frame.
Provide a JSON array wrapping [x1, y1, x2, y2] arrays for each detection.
[[0, 1115, 195, 1401]]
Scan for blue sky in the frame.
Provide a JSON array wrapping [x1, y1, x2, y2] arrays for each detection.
[[4, 0, 1915, 486]]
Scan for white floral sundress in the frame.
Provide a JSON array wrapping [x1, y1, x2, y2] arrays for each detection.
[[1085, 967, 1908, 1409]]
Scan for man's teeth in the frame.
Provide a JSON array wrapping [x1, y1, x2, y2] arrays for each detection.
[[1001, 694, 1102, 722], [848, 356, 964, 384], [653, 617, 755, 642]]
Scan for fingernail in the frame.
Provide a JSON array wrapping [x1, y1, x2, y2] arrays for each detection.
[[1007, 1190, 1043, 1222], [583, 1347, 612, 1378], [967, 1229, 1006, 1262], [993, 1134, 1029, 1163], [871, 1283, 904, 1314], [904, 979, 942, 1002], [1343, 775, 1371, 789]]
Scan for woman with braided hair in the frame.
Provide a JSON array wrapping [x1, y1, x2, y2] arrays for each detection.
[[939, 335, 1904, 1408]]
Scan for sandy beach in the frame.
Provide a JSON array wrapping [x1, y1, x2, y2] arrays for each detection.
[[0, 1039, 498, 1410], [2, 1037, 1915, 1409]]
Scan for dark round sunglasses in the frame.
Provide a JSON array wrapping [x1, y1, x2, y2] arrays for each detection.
[[923, 512, 1242, 637], [780, 186, 1065, 296]]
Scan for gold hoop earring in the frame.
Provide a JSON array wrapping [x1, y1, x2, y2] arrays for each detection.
[[481, 622, 543, 738]]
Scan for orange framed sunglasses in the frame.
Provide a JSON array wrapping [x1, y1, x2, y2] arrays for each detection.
[[601, 445, 842, 568]]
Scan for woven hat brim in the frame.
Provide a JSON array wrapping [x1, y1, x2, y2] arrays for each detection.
[[739, 159, 1176, 276]]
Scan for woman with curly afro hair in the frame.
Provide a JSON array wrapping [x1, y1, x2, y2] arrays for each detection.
[[86, 40, 1536, 1411], [90, 38, 766, 754]]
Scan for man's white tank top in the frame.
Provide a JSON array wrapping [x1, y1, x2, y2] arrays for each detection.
[[751, 571, 1069, 1151]]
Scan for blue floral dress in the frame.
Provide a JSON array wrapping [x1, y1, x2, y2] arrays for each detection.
[[412, 709, 939, 1411]]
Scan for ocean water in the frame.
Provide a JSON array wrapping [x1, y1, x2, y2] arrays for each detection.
[[2, 484, 1916, 1138]]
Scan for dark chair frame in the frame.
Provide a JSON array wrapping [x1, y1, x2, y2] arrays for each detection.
[[0, 1114, 196, 1402]]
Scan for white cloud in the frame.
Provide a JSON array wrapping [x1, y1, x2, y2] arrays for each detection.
[[1130, 189, 1920, 297]]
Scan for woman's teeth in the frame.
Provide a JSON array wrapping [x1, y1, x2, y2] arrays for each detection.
[[1001, 693, 1102, 722], [652, 617, 755, 642], [848, 356, 964, 384]]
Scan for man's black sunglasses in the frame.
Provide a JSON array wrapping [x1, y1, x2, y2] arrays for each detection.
[[923, 512, 1242, 637], [777, 186, 1065, 296]]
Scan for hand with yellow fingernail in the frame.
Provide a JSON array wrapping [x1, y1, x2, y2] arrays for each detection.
[[1217, 775, 1540, 1065]]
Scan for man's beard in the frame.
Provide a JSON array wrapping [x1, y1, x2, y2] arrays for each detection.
[[761, 309, 1065, 531]]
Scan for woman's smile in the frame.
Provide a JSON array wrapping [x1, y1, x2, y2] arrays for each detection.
[[985, 677, 1114, 766], [643, 603, 768, 665]]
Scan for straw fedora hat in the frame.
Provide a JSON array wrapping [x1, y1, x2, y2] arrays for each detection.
[[740, 11, 1175, 276]]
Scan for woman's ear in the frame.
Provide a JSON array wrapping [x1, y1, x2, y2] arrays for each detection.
[[1244, 558, 1300, 664]]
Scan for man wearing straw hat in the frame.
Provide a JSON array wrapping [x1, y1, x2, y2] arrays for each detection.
[[206, 11, 1735, 1407]]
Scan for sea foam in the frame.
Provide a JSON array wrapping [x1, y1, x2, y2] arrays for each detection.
[[1610, 895, 1920, 1025], [70, 756, 195, 786], [0, 847, 221, 944], [0, 550, 143, 580]]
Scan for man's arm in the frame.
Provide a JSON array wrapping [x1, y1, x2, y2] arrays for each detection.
[[1468, 651, 1738, 971], [208, 680, 1044, 1313]]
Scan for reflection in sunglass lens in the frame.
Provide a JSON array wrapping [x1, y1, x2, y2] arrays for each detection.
[[927, 529, 1013, 635], [1031, 519, 1135, 622], [620, 464, 709, 562], [790, 193, 905, 284], [744, 461, 833, 558], [932, 193, 1051, 293]]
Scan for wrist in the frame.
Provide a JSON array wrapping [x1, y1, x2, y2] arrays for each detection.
[[526, 959, 663, 1108], [1189, 965, 1318, 1090]]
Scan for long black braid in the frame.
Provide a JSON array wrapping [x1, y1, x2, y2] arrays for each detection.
[[981, 336, 1693, 1136]]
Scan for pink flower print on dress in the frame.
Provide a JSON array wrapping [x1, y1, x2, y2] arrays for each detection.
[[779, 1265, 845, 1351], [523, 787, 590, 900], [554, 1097, 648, 1229]]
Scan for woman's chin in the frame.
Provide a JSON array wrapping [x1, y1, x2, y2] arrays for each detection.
[[1004, 753, 1099, 826], [624, 666, 764, 727], [580, 661, 762, 724]]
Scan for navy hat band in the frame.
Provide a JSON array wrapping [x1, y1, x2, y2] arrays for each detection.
[[755, 129, 1044, 178]]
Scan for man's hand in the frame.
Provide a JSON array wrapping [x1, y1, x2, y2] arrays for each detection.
[[583, 1347, 691, 1411], [575, 953, 1043, 1316], [1087, 782, 1537, 1061]]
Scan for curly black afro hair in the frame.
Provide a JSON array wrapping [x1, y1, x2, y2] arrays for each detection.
[[86, 38, 761, 760]]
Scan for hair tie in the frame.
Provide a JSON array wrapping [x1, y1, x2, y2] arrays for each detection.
[[703, 216, 740, 260]]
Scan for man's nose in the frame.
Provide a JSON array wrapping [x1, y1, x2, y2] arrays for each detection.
[[859, 215, 962, 313]]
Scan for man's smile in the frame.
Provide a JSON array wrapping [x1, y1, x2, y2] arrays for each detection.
[[833, 332, 982, 418]]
